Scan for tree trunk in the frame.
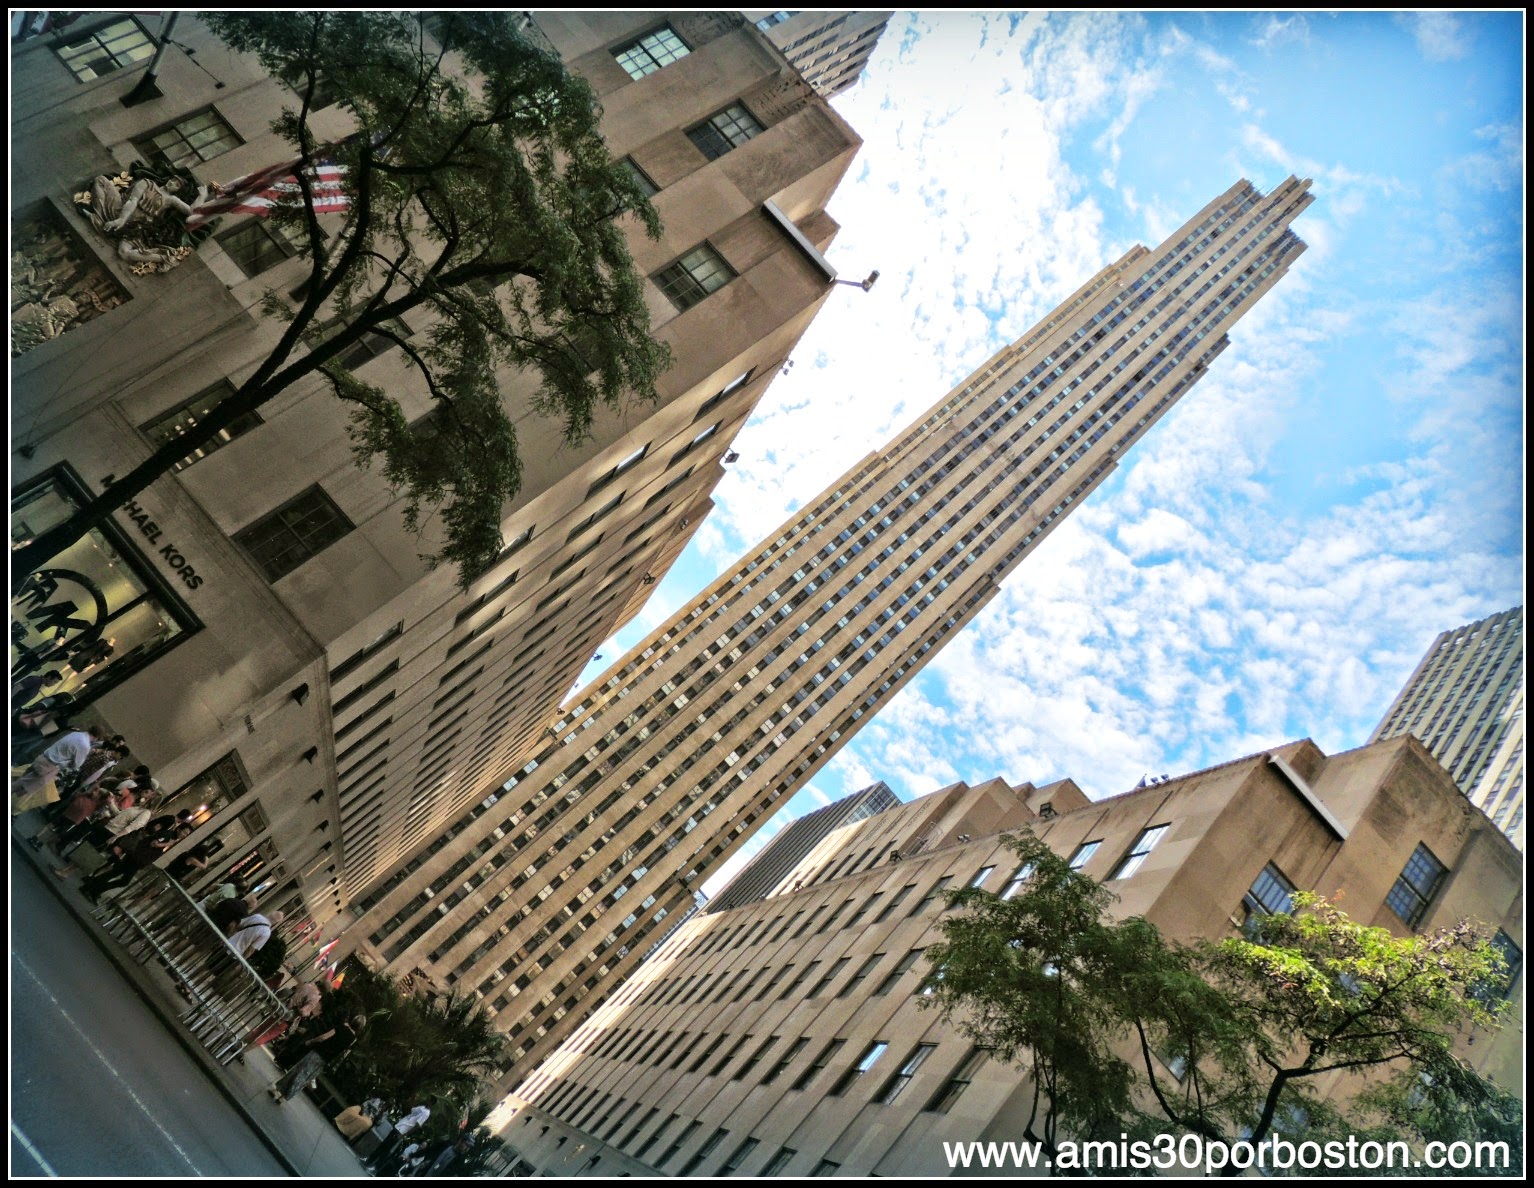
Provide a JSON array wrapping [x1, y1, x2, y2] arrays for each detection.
[[10, 378, 281, 591]]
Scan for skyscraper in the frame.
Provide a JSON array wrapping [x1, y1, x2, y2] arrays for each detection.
[[347, 175, 1314, 1090], [1371, 606, 1524, 849], [10, 12, 862, 940], [746, 11, 893, 98], [706, 781, 901, 913]]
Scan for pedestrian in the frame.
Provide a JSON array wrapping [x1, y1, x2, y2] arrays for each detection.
[[10, 668, 62, 708], [242, 979, 321, 1056], [367, 1102, 432, 1172], [228, 909, 285, 959], [10, 723, 99, 813], [268, 1012, 364, 1104], [79, 828, 176, 903], [51, 786, 160, 879]]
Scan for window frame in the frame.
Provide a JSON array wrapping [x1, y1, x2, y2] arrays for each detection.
[[654, 242, 737, 312], [133, 106, 242, 169], [686, 102, 767, 162], [1384, 843, 1449, 929], [1110, 823, 1171, 880], [139, 379, 264, 473], [54, 16, 155, 82], [215, 218, 302, 278], [233, 484, 354, 583], [612, 24, 691, 80]]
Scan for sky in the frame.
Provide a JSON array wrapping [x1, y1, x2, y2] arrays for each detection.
[[582, 11, 1525, 896]]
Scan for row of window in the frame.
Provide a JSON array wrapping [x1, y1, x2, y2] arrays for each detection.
[[533, 1040, 990, 1174]]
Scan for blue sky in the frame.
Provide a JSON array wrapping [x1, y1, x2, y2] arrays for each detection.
[[582, 11, 1524, 894]]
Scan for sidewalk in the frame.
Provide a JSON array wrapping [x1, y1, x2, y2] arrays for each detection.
[[13, 822, 369, 1178]]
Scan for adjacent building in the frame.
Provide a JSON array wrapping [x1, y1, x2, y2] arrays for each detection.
[[345, 176, 1315, 1088], [1372, 606, 1524, 850], [707, 781, 901, 913], [745, 11, 893, 98], [490, 736, 1524, 1177], [11, 13, 861, 951]]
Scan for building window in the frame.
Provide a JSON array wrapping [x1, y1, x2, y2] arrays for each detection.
[[968, 864, 996, 888], [612, 25, 690, 79], [134, 107, 242, 169], [1472, 930, 1523, 1003], [756, 12, 795, 32], [686, 103, 766, 162], [812, 1159, 841, 1176], [328, 316, 411, 370], [761, 1148, 797, 1175], [872, 948, 924, 997], [790, 1038, 844, 1090], [925, 1047, 990, 1114], [696, 369, 755, 421], [1110, 824, 1170, 880], [216, 220, 301, 278], [878, 1042, 937, 1105], [588, 443, 648, 496], [761, 1036, 809, 1085], [234, 485, 353, 582], [720, 1137, 758, 1174], [140, 380, 263, 472], [679, 1127, 728, 1175], [828, 1039, 887, 1096], [1384, 843, 1449, 929], [839, 953, 884, 997], [55, 17, 154, 82], [619, 157, 659, 198], [1067, 840, 1101, 871], [654, 243, 736, 311], [1241, 863, 1296, 931], [1000, 863, 1036, 900]]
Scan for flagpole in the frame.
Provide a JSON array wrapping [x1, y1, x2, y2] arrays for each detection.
[[121, 13, 179, 108]]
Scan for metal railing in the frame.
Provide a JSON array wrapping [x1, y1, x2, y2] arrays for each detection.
[[93, 867, 292, 1066]]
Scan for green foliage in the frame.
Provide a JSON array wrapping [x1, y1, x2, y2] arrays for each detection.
[[198, 12, 671, 585], [289, 963, 507, 1117], [921, 833, 1517, 1172]]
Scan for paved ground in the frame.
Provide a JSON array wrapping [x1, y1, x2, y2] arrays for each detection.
[[11, 827, 370, 1178]]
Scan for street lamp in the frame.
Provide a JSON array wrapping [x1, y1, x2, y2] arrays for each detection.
[[832, 269, 880, 292]]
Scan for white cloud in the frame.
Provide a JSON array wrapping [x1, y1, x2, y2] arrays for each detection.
[[1398, 13, 1472, 62]]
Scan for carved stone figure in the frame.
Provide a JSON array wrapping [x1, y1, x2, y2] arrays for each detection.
[[74, 163, 207, 274]]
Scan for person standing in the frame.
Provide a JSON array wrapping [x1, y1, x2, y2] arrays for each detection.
[[227, 909, 284, 959], [268, 1012, 364, 1104], [367, 1102, 431, 1173], [11, 724, 99, 812]]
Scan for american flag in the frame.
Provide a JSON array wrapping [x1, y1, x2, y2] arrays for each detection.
[[185, 155, 349, 231]]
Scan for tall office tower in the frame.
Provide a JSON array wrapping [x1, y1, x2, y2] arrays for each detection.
[[746, 11, 893, 98], [11, 13, 860, 939], [1371, 606, 1525, 849], [348, 176, 1315, 1090], [489, 736, 1522, 1177], [707, 781, 901, 912]]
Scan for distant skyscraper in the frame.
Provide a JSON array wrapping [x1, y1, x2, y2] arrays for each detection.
[[347, 176, 1314, 1091], [1372, 606, 1524, 849], [746, 10, 892, 97], [707, 781, 901, 913]]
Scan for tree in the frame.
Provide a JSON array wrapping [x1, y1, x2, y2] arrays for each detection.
[[13, 12, 671, 590], [920, 833, 1519, 1175], [297, 964, 507, 1115]]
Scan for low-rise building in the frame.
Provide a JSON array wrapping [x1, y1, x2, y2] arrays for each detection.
[[491, 735, 1523, 1176]]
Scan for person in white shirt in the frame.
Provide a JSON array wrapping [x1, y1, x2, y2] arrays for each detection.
[[368, 1104, 431, 1172], [228, 910, 285, 959], [11, 724, 100, 810]]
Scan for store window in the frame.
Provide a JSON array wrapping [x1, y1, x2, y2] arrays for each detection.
[[11, 465, 198, 709]]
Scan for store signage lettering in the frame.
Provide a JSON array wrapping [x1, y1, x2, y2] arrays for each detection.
[[102, 474, 204, 590]]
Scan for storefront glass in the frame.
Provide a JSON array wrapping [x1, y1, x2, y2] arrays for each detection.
[[11, 465, 197, 710]]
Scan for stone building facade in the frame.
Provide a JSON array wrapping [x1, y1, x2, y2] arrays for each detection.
[[11, 12, 861, 952], [491, 737, 1523, 1176]]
